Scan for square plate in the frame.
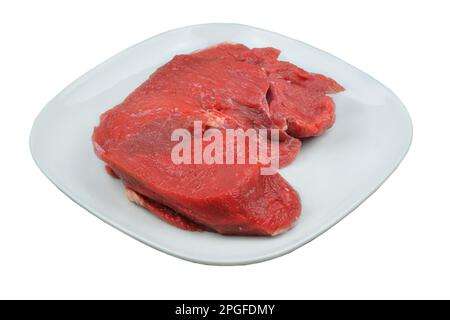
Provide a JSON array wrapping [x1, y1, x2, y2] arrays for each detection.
[[30, 23, 412, 265]]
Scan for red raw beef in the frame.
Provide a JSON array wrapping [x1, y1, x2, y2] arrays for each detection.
[[191, 43, 344, 137], [93, 43, 343, 236], [94, 95, 300, 235], [126, 44, 301, 167]]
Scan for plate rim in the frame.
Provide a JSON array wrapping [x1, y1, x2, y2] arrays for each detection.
[[29, 22, 413, 265]]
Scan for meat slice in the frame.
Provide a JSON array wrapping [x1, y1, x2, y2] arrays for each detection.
[[126, 47, 301, 167], [191, 43, 345, 137], [264, 61, 344, 138], [94, 96, 300, 235]]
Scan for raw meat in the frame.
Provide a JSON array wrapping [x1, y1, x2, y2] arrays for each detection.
[[125, 44, 302, 167], [189, 43, 344, 137], [93, 43, 344, 236], [94, 96, 300, 235]]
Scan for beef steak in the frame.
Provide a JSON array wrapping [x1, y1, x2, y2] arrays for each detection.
[[93, 43, 344, 236]]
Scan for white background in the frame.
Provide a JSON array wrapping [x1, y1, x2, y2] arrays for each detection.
[[1, 0, 449, 299]]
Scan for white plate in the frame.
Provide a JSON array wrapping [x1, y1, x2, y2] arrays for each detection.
[[30, 23, 412, 265]]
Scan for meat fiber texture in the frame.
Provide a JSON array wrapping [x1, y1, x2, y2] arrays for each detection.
[[93, 43, 344, 236]]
